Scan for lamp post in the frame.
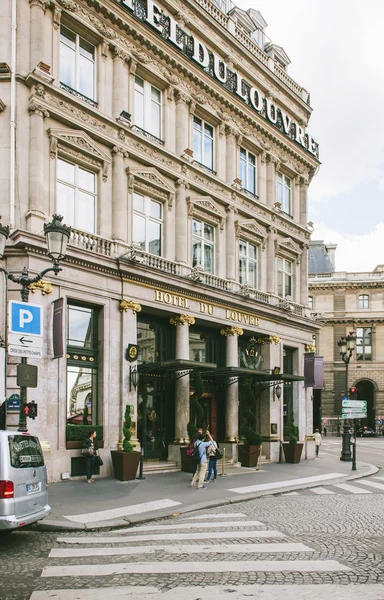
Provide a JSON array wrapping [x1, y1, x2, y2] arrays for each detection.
[[338, 332, 356, 462], [0, 215, 71, 431]]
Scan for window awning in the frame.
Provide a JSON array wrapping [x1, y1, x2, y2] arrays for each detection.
[[138, 359, 217, 375], [202, 366, 305, 382]]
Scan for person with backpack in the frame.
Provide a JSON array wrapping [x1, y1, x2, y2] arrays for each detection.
[[205, 435, 220, 483], [191, 430, 214, 489], [186, 428, 203, 476]]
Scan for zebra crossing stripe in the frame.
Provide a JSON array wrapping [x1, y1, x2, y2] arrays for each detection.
[[28, 584, 384, 600], [63, 499, 182, 524], [127, 520, 264, 532], [334, 483, 372, 494], [57, 530, 286, 544], [310, 487, 336, 495], [355, 480, 384, 491], [228, 472, 345, 494], [50, 542, 313, 558], [284, 492, 300, 496], [182, 513, 247, 519], [41, 559, 352, 577], [373, 476, 384, 482]]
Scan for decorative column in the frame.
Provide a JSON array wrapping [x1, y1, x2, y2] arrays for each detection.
[[27, 100, 50, 231], [175, 91, 189, 156], [266, 226, 277, 295], [165, 87, 176, 153], [300, 243, 309, 306], [266, 155, 279, 209], [112, 47, 128, 117], [299, 177, 309, 227], [112, 147, 129, 243], [225, 126, 237, 185], [170, 314, 195, 443], [221, 326, 243, 442], [29, 0, 47, 70], [216, 123, 226, 180], [258, 152, 267, 204], [225, 205, 237, 281], [175, 179, 189, 263]]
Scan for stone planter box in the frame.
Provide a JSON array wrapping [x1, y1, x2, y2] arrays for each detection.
[[282, 442, 303, 464], [238, 444, 261, 468], [111, 450, 141, 481]]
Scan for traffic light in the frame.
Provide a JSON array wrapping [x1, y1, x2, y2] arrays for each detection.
[[349, 387, 357, 400], [24, 402, 38, 419]]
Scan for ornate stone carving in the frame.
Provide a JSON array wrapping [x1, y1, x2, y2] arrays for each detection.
[[170, 314, 195, 326], [112, 146, 129, 158], [52, 5, 62, 29], [29, 0, 48, 9], [28, 100, 49, 118], [220, 326, 244, 337], [55, 0, 77, 10], [176, 179, 189, 189], [119, 299, 142, 314], [112, 46, 129, 62], [28, 280, 52, 295]]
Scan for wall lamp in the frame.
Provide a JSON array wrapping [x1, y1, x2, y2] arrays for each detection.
[[274, 384, 282, 400], [130, 366, 140, 390]]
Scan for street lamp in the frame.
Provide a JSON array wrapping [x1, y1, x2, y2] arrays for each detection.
[[0, 214, 71, 431], [338, 332, 356, 461]]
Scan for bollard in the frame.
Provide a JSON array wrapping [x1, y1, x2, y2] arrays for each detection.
[[255, 444, 264, 472], [219, 447, 228, 477]]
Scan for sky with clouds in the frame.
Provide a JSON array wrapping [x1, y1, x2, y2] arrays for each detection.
[[236, 0, 384, 272]]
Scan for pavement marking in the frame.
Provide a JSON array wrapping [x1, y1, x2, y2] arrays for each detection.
[[309, 487, 336, 495], [334, 483, 372, 494], [57, 530, 286, 544], [41, 559, 351, 577], [63, 499, 182, 524], [354, 479, 384, 491], [373, 476, 384, 482], [228, 472, 345, 494], [283, 492, 300, 496], [29, 585, 384, 600], [182, 513, 247, 519], [127, 520, 264, 532], [50, 542, 313, 558]]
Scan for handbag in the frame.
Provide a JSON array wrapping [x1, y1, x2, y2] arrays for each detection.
[[95, 455, 103, 467], [81, 448, 94, 457], [215, 448, 223, 459]]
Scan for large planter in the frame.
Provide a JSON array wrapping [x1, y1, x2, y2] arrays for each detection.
[[111, 450, 141, 481], [238, 444, 261, 468], [283, 443, 303, 464], [66, 440, 104, 450], [180, 447, 195, 474]]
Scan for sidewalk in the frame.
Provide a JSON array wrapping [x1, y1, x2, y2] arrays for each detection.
[[36, 451, 378, 532]]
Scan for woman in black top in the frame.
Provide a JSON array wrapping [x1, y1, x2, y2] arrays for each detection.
[[83, 429, 98, 483]]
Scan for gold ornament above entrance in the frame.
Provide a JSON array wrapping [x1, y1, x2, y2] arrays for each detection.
[[220, 326, 244, 337], [170, 314, 196, 326], [120, 299, 142, 314], [28, 280, 53, 295]]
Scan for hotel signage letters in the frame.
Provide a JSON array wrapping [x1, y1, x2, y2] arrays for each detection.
[[117, 0, 319, 158], [154, 290, 259, 326]]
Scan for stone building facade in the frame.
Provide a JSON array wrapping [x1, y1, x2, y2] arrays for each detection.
[[309, 241, 384, 432], [0, 0, 320, 481]]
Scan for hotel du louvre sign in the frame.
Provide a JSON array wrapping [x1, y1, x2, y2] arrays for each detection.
[[116, 0, 319, 159]]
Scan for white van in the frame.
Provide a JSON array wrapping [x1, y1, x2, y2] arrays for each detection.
[[0, 430, 51, 530]]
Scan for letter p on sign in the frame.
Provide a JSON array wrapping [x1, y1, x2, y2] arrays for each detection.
[[9, 301, 43, 336]]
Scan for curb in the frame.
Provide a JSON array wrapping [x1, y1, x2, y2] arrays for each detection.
[[34, 461, 379, 533]]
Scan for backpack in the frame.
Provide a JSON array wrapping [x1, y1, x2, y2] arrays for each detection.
[[186, 439, 195, 457], [191, 442, 202, 465]]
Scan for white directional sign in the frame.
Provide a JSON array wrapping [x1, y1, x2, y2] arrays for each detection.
[[342, 399, 367, 409], [8, 301, 44, 359], [341, 412, 367, 419]]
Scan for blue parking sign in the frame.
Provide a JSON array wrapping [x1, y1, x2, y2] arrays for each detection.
[[9, 301, 42, 336]]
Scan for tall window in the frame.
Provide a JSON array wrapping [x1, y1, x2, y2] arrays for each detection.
[[277, 172, 292, 215], [134, 76, 162, 139], [66, 304, 98, 425], [239, 240, 258, 288], [239, 148, 256, 195], [192, 219, 215, 274], [358, 294, 369, 309], [57, 158, 96, 233], [356, 327, 372, 361], [193, 117, 214, 171], [133, 193, 162, 255], [308, 296, 313, 310], [60, 26, 95, 100], [277, 257, 292, 298]]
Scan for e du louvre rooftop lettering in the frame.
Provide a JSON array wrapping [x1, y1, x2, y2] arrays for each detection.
[[115, 0, 319, 159]]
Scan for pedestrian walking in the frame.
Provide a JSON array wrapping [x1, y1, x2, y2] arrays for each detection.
[[82, 429, 98, 483], [191, 430, 213, 489], [314, 428, 322, 458], [323, 426, 327, 437], [206, 436, 218, 483]]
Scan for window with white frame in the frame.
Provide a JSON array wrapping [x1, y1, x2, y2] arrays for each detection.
[[239, 240, 258, 288], [277, 172, 292, 215], [308, 296, 313, 310], [60, 26, 95, 101], [134, 76, 162, 140], [133, 193, 162, 255], [57, 158, 97, 233], [358, 294, 369, 309], [277, 257, 293, 298], [356, 327, 372, 361], [239, 148, 256, 195], [192, 219, 215, 274], [193, 117, 214, 171]]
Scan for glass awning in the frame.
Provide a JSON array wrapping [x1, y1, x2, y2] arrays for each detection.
[[138, 359, 217, 375]]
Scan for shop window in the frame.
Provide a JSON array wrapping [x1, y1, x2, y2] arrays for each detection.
[[133, 193, 162, 255], [277, 257, 293, 298], [239, 240, 258, 288], [66, 304, 99, 425], [192, 219, 215, 274], [193, 116, 214, 172], [134, 76, 162, 141], [57, 158, 97, 233], [239, 147, 256, 196], [358, 294, 369, 309], [356, 327, 372, 361], [60, 25, 96, 103], [277, 172, 292, 215]]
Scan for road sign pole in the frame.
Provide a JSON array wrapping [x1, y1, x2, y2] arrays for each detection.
[[18, 357, 28, 432], [352, 422, 357, 471]]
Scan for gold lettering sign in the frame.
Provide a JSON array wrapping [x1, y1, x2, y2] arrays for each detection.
[[155, 290, 190, 309], [225, 309, 259, 327]]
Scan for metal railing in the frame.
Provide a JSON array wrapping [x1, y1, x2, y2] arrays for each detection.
[[59, 83, 98, 108]]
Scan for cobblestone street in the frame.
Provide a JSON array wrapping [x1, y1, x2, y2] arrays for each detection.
[[1, 482, 384, 599]]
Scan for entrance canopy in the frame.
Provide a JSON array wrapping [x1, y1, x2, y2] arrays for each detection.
[[203, 366, 305, 382], [138, 359, 217, 376]]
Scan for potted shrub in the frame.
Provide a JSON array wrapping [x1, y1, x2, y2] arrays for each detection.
[[111, 405, 141, 481], [238, 425, 263, 467], [283, 410, 303, 464], [66, 424, 104, 449]]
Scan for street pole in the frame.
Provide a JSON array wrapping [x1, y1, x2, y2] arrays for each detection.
[[352, 421, 357, 471], [340, 360, 352, 461]]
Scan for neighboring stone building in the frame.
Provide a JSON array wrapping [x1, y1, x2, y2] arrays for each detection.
[[0, 0, 320, 480], [309, 241, 384, 432]]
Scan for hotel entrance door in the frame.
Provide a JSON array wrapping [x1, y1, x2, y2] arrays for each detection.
[[137, 385, 167, 460]]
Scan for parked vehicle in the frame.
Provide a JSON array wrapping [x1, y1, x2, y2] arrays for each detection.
[[356, 427, 377, 438], [0, 431, 51, 530]]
